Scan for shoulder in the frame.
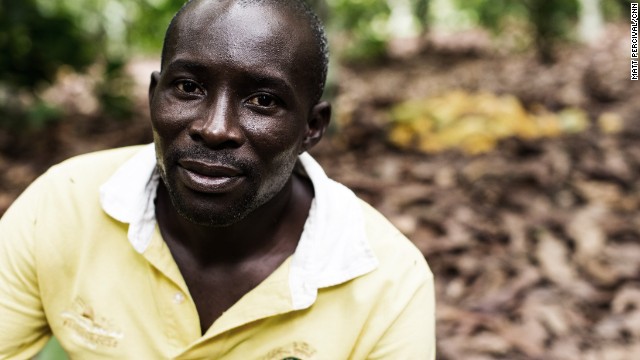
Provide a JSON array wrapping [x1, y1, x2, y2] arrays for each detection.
[[45, 145, 149, 184], [345, 199, 435, 357], [1, 145, 151, 276], [358, 199, 433, 281], [5, 145, 150, 230], [7, 145, 146, 206]]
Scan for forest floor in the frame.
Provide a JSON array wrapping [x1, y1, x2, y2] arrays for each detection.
[[2, 24, 639, 359]]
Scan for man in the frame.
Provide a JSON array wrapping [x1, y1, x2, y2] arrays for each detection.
[[0, 0, 435, 358]]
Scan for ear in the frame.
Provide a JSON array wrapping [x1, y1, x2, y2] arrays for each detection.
[[301, 101, 331, 153], [148, 71, 161, 106]]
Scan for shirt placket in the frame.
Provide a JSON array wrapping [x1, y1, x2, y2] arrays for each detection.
[[141, 227, 201, 351]]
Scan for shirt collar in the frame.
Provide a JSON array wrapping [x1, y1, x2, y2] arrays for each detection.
[[99, 144, 378, 310], [99, 144, 159, 253]]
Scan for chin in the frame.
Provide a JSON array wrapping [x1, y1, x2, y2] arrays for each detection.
[[157, 156, 294, 228], [177, 208, 245, 228], [169, 186, 258, 227]]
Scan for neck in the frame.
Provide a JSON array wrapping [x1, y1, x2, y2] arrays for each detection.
[[155, 174, 313, 266]]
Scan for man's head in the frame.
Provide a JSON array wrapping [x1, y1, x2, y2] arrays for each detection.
[[162, 0, 329, 104], [148, 0, 331, 227]]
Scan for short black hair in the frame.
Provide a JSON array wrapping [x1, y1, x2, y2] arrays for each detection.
[[160, 0, 329, 103]]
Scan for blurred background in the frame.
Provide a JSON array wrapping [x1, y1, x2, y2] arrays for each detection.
[[1, 0, 639, 359]]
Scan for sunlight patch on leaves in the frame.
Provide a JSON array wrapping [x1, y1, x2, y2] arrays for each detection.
[[388, 91, 600, 154]]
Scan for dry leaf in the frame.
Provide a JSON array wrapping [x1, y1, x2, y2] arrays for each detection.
[[535, 230, 576, 286]]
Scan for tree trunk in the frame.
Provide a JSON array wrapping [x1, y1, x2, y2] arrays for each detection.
[[577, 0, 604, 44]]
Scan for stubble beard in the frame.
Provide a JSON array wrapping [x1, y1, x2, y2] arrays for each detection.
[[156, 153, 296, 228]]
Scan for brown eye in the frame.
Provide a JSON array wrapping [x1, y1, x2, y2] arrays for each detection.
[[248, 94, 276, 107], [176, 80, 202, 94]]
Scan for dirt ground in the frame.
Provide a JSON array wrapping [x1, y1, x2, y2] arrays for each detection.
[[2, 24, 640, 359]]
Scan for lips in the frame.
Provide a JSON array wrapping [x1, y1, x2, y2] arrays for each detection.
[[177, 159, 245, 194]]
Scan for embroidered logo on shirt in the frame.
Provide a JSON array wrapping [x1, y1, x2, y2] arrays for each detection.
[[61, 297, 123, 350], [262, 341, 317, 360]]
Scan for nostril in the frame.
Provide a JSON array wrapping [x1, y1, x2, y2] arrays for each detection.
[[189, 128, 243, 150], [189, 132, 206, 145]]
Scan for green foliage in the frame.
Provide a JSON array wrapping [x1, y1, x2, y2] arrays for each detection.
[[327, 0, 391, 62], [454, 0, 525, 29], [602, 0, 633, 20], [412, 0, 431, 33], [528, 0, 579, 62], [0, 1, 103, 130], [37, 338, 68, 360], [31, 0, 184, 56], [454, 0, 579, 63], [96, 59, 136, 119], [0, 0, 185, 131], [0, 0, 102, 89], [123, 0, 186, 54], [0, 97, 62, 131]]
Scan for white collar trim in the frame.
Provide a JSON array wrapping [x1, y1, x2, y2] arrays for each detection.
[[290, 153, 379, 309], [99, 144, 378, 310], [99, 144, 159, 253]]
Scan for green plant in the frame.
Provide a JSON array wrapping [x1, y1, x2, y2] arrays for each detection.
[[454, 0, 579, 63], [0, 0, 101, 90], [327, 0, 391, 63], [36, 337, 69, 360], [0, 0, 186, 131]]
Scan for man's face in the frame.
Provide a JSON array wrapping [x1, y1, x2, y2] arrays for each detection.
[[149, 1, 327, 226]]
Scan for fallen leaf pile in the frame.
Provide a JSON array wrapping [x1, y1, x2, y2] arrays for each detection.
[[311, 24, 640, 359], [314, 129, 640, 359], [388, 91, 614, 155]]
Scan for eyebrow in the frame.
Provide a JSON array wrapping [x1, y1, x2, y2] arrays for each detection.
[[165, 59, 208, 74], [248, 73, 292, 94]]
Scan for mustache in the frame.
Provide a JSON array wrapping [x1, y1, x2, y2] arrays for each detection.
[[165, 146, 255, 175]]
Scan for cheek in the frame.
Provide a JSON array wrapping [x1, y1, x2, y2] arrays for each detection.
[[150, 94, 198, 137], [242, 117, 304, 188], [255, 146, 299, 199], [242, 115, 306, 155], [152, 135, 167, 174]]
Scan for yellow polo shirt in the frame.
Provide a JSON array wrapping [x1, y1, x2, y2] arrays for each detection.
[[0, 145, 435, 359]]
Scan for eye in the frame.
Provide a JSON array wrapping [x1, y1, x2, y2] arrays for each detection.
[[175, 80, 204, 95], [247, 94, 277, 108]]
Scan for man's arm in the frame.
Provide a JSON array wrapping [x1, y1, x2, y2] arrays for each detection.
[[0, 176, 51, 359]]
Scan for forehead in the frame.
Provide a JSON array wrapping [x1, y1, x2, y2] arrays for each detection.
[[165, 1, 314, 78]]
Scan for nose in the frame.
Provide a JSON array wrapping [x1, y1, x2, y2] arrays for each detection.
[[189, 92, 245, 149]]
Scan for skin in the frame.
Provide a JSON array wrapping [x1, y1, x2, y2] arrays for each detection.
[[148, 0, 331, 334]]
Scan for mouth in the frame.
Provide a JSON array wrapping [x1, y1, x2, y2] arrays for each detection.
[[177, 159, 245, 194]]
